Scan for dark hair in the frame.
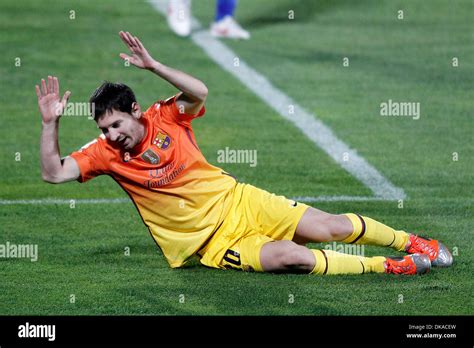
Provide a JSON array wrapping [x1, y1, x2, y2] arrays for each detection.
[[89, 82, 137, 121]]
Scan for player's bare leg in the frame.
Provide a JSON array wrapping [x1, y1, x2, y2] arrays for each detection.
[[292, 206, 452, 267], [292, 207, 353, 245], [260, 240, 315, 273], [259, 239, 431, 275]]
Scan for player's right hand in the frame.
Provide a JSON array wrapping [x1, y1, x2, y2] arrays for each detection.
[[35, 76, 71, 125]]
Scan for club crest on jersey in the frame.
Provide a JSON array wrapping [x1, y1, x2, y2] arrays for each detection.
[[153, 132, 171, 150], [141, 149, 160, 165]]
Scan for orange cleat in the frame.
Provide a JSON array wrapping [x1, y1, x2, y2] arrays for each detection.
[[405, 234, 453, 267], [384, 254, 431, 275]]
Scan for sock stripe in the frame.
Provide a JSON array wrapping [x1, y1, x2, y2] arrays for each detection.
[[350, 214, 366, 244], [359, 260, 365, 274], [320, 250, 329, 275], [387, 231, 397, 247]]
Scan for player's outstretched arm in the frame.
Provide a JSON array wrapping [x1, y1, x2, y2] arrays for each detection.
[[35, 76, 80, 184], [118, 31, 208, 115]]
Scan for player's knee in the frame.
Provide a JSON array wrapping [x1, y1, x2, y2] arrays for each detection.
[[304, 209, 344, 241], [280, 241, 314, 269], [328, 214, 353, 240]]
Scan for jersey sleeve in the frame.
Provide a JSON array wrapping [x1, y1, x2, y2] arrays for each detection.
[[146, 94, 205, 127], [69, 136, 108, 183]]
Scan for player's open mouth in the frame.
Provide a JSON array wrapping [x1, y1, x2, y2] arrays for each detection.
[[118, 137, 129, 147]]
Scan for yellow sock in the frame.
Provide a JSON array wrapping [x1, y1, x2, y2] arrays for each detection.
[[310, 249, 386, 275], [342, 213, 410, 252]]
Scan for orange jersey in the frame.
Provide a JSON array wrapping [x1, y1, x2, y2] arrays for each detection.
[[70, 96, 236, 267]]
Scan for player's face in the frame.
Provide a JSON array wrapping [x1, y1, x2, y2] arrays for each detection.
[[97, 107, 145, 150]]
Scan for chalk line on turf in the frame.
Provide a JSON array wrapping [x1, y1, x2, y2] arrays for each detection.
[[0, 196, 388, 205]]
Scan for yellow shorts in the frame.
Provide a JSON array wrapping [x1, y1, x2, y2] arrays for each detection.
[[199, 183, 309, 272]]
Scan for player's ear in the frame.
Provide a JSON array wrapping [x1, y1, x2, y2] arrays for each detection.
[[131, 102, 142, 119]]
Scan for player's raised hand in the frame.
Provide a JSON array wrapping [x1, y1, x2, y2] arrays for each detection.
[[119, 31, 156, 70], [35, 76, 71, 125]]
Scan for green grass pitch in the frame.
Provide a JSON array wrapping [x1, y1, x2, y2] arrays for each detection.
[[0, 0, 472, 315]]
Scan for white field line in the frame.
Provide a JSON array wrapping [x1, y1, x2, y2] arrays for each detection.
[[0, 196, 385, 206], [149, 0, 406, 202], [0, 198, 130, 205]]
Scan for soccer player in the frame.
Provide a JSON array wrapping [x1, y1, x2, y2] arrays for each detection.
[[35, 31, 452, 276]]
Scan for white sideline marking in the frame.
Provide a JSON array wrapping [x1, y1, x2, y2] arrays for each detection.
[[0, 198, 130, 205], [293, 196, 386, 203], [0, 196, 383, 206], [149, 0, 406, 201]]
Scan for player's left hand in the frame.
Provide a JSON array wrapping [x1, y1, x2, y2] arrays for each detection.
[[118, 31, 156, 70]]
